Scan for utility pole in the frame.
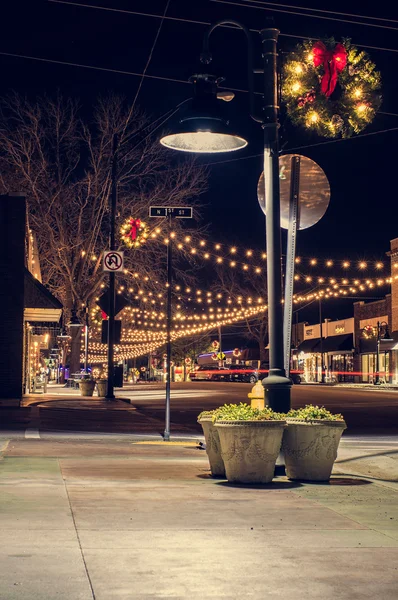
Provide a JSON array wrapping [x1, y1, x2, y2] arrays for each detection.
[[106, 133, 118, 400], [84, 303, 89, 373]]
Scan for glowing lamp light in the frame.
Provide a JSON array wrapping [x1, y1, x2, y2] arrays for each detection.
[[356, 103, 367, 114], [160, 73, 247, 154], [307, 53, 314, 61], [353, 88, 362, 98], [160, 130, 247, 153], [292, 82, 301, 92], [309, 112, 319, 123], [294, 64, 303, 74]]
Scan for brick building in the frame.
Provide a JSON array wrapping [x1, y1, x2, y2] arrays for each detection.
[[0, 194, 62, 405]]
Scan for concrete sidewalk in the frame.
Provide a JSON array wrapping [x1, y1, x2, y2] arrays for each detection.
[[1, 434, 398, 599]]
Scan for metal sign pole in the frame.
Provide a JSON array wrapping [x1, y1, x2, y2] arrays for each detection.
[[148, 206, 193, 441], [164, 212, 173, 441], [283, 155, 301, 377]]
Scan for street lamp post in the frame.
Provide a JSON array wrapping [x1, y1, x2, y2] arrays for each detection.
[[160, 19, 292, 412]]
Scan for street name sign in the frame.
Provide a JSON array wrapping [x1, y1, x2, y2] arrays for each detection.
[[103, 251, 124, 272], [149, 206, 193, 219]]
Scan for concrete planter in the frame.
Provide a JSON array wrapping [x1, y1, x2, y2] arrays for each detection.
[[198, 417, 225, 477], [79, 380, 96, 397], [215, 420, 286, 484], [96, 380, 107, 397], [282, 419, 347, 481]]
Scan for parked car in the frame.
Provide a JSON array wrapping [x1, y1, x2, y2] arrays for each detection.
[[227, 364, 258, 383], [188, 365, 229, 382], [227, 363, 302, 384]]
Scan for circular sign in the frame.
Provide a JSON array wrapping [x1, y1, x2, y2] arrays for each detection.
[[257, 154, 330, 230], [103, 251, 124, 271]]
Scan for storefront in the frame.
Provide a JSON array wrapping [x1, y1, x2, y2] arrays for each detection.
[[23, 270, 63, 393], [358, 335, 397, 383], [294, 319, 355, 383]]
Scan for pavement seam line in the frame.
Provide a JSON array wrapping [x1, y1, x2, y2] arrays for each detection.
[[0, 439, 10, 459], [59, 458, 97, 600]]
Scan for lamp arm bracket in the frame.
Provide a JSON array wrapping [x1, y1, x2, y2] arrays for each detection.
[[200, 19, 261, 122]]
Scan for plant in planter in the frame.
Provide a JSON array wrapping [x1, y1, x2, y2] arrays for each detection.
[[281, 405, 346, 481], [197, 408, 225, 477], [79, 375, 96, 397], [96, 378, 107, 397], [213, 403, 286, 484]]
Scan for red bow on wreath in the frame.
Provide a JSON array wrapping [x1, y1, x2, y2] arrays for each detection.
[[128, 218, 141, 240], [312, 41, 347, 97]]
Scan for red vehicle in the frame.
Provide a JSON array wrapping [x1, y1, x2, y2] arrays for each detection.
[[189, 363, 302, 383], [188, 365, 229, 381]]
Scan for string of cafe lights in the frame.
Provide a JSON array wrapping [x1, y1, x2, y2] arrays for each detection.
[[83, 271, 397, 362], [82, 305, 269, 362], [87, 270, 396, 336], [75, 215, 394, 279]]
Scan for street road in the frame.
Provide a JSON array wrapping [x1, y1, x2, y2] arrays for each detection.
[[122, 381, 398, 433], [5, 381, 396, 436]]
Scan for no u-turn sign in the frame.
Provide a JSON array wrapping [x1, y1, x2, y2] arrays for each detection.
[[103, 251, 124, 272]]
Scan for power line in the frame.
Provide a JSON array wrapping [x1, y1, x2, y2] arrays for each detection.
[[202, 125, 398, 167], [214, 0, 398, 31], [131, 0, 170, 110], [0, 50, 193, 85], [2, 45, 397, 118], [47, 0, 398, 53], [286, 126, 398, 152], [239, 0, 398, 24], [1, 48, 396, 169]]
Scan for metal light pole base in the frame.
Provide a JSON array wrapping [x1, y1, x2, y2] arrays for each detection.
[[262, 371, 292, 413]]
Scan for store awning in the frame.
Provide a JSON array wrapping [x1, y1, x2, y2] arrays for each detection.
[[297, 334, 354, 354], [24, 269, 62, 323], [318, 333, 354, 353], [296, 338, 321, 353]]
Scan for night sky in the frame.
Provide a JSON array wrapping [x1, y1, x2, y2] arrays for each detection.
[[2, 0, 397, 324]]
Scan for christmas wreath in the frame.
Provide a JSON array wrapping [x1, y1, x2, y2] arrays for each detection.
[[362, 324, 376, 339], [282, 38, 381, 138], [120, 218, 149, 248]]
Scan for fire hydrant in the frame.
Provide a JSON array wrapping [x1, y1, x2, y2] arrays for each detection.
[[248, 380, 265, 410]]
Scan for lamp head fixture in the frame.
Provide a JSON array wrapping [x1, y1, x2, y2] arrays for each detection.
[[57, 327, 71, 340], [160, 73, 247, 154], [67, 309, 82, 328], [382, 325, 393, 341]]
